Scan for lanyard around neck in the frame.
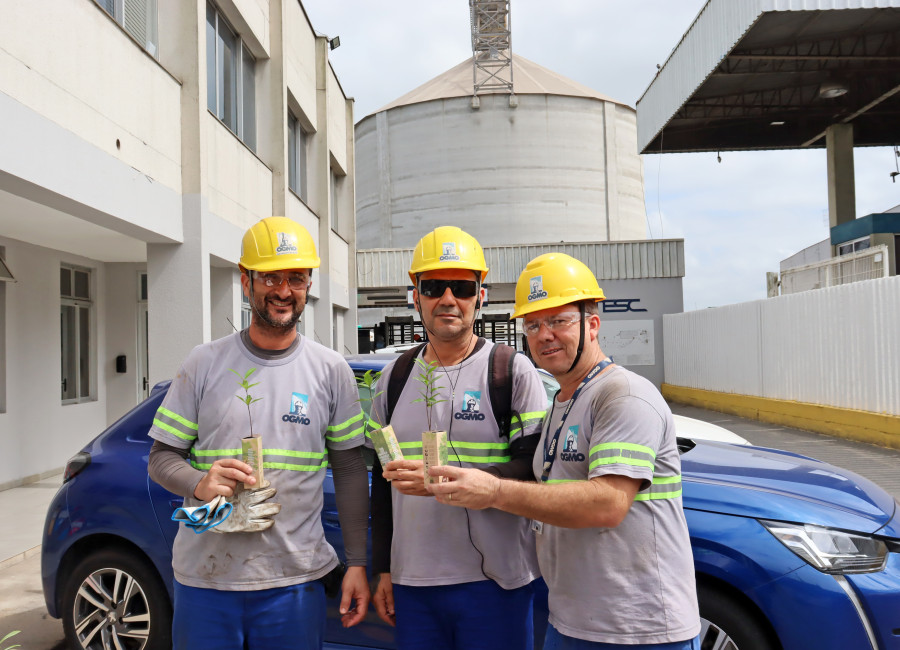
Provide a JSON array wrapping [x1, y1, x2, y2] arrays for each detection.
[[540, 358, 613, 483]]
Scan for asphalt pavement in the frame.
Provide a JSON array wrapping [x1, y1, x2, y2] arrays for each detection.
[[1, 406, 899, 650]]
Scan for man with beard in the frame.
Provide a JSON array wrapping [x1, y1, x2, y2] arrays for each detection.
[[368, 226, 548, 650], [148, 217, 370, 649], [426, 253, 701, 650]]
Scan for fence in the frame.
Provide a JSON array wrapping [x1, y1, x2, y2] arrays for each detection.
[[664, 275, 900, 417]]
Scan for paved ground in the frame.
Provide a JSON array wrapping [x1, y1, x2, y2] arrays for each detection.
[[670, 404, 900, 500], [1, 406, 898, 649]]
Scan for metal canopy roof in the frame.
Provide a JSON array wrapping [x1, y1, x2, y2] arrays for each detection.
[[637, 1, 900, 154]]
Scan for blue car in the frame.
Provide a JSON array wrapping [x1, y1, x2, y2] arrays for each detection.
[[42, 354, 900, 650]]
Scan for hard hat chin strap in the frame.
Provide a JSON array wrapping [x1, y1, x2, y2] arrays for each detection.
[[566, 302, 586, 374]]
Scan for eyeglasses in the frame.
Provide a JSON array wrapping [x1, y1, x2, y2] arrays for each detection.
[[418, 279, 479, 299], [254, 271, 309, 290], [522, 313, 584, 336]]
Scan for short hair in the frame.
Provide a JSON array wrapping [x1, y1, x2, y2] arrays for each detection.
[[583, 301, 600, 316]]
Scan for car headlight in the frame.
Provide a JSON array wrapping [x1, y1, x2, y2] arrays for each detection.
[[761, 520, 888, 574]]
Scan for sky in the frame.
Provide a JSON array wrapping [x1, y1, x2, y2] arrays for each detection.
[[303, 0, 900, 311]]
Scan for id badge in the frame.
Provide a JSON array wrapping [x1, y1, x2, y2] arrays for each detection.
[[531, 519, 543, 535]]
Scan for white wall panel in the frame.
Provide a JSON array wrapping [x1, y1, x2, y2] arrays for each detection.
[[665, 275, 900, 415]]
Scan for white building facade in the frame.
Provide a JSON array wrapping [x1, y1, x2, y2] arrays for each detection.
[[0, 0, 357, 488]]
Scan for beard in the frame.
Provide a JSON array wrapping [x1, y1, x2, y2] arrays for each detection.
[[251, 291, 305, 332]]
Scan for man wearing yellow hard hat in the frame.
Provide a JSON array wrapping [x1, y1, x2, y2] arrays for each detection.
[[368, 226, 548, 650], [428, 253, 701, 650], [148, 217, 370, 649]]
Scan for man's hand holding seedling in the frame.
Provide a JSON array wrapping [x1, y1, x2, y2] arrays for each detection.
[[194, 458, 257, 501], [383, 459, 428, 496]]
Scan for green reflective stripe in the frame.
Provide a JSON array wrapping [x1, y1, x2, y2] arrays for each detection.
[[153, 419, 197, 442], [327, 424, 365, 443], [634, 489, 682, 501], [157, 407, 199, 430], [328, 411, 365, 432], [589, 442, 656, 459], [634, 475, 683, 501], [265, 449, 325, 459], [450, 441, 508, 450], [589, 455, 654, 471], [588, 442, 655, 472], [192, 448, 241, 456], [510, 410, 547, 440], [404, 454, 423, 460], [190, 460, 213, 470], [399, 442, 423, 450], [264, 459, 328, 472], [546, 479, 580, 484], [449, 454, 511, 464]]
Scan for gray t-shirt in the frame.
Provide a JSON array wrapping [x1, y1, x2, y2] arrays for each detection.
[[372, 342, 547, 589], [149, 332, 365, 591], [532, 365, 700, 644]]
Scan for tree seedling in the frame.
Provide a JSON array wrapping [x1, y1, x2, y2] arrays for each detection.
[[413, 358, 448, 485], [412, 358, 446, 432], [231, 367, 264, 487], [230, 368, 262, 437], [356, 370, 404, 469]]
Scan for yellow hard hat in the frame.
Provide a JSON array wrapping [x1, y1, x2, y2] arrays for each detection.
[[408, 226, 489, 284], [240, 217, 320, 272], [511, 253, 605, 319]]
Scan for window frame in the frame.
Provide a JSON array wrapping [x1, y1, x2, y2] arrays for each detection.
[[60, 264, 95, 405], [94, 0, 159, 57], [206, 2, 257, 150], [288, 113, 309, 202]]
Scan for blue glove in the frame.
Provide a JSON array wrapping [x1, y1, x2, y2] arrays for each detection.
[[172, 496, 233, 534]]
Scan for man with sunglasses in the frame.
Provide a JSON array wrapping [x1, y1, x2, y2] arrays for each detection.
[[368, 226, 548, 650], [427, 253, 701, 650], [148, 216, 370, 649]]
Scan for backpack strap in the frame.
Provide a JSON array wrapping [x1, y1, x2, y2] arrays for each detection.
[[487, 343, 518, 439], [386, 343, 427, 423]]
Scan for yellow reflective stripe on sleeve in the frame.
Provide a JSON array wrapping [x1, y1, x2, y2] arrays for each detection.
[[327, 411, 365, 432], [153, 419, 197, 442], [545, 479, 581, 484], [589, 456, 655, 471], [589, 442, 656, 458], [157, 407, 199, 430], [327, 424, 366, 443], [519, 410, 547, 421], [509, 410, 547, 440], [633, 488, 683, 501], [588, 441, 656, 472]]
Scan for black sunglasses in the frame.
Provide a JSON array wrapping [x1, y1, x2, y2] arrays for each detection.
[[418, 279, 479, 299]]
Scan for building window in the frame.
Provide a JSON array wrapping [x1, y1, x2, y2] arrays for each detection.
[[288, 114, 309, 201], [331, 169, 343, 234], [241, 291, 251, 330], [61, 265, 93, 403], [206, 2, 256, 150], [94, 0, 159, 56]]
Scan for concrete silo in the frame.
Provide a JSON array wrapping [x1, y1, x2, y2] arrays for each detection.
[[354, 55, 684, 388], [355, 55, 648, 248]]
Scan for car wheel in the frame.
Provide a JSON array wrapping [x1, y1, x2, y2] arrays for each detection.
[[698, 584, 778, 650], [61, 548, 172, 650]]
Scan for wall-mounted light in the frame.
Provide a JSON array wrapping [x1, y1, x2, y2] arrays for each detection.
[[329, 36, 341, 50], [818, 80, 848, 99]]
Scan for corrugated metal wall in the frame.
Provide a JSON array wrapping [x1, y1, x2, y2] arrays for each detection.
[[664, 275, 900, 415], [358, 239, 684, 287]]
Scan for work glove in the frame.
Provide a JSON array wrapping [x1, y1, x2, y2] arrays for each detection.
[[211, 480, 282, 533], [171, 495, 233, 534]]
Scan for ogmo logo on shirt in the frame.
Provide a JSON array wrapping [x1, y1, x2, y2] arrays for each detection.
[[560, 425, 585, 462], [283, 392, 311, 425], [454, 391, 485, 421]]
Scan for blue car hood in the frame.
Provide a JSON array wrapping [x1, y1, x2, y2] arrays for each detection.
[[682, 441, 898, 536]]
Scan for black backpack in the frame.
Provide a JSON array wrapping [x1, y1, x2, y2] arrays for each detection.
[[385, 341, 519, 437]]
